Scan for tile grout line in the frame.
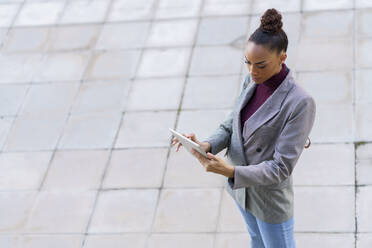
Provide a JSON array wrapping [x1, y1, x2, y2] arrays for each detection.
[[1, 230, 368, 236], [0, 0, 28, 155], [5, 6, 372, 29], [352, 0, 358, 247], [36, 0, 113, 192], [70, 0, 138, 247], [145, 0, 211, 247]]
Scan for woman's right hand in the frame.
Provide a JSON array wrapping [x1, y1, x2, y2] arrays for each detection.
[[171, 133, 211, 153]]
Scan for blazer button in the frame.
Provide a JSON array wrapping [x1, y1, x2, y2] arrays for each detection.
[[256, 147, 262, 152]]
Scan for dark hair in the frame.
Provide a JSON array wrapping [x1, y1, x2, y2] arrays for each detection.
[[248, 8, 288, 55]]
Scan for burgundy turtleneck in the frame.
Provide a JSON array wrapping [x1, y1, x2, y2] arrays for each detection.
[[240, 63, 289, 129]]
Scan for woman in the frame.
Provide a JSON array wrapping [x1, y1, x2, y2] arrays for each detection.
[[171, 8, 316, 248]]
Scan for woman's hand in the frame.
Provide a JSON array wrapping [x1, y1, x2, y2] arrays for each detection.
[[171, 132, 211, 153], [190, 148, 235, 178], [171, 133, 234, 178]]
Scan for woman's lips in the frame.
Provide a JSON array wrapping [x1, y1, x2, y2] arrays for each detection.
[[252, 77, 260, 81]]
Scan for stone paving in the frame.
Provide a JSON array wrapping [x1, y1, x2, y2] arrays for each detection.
[[0, 0, 371, 247]]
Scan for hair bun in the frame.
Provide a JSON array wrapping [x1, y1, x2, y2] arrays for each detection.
[[259, 8, 283, 34]]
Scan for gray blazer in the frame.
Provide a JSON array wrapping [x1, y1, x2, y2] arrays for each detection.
[[203, 69, 316, 224]]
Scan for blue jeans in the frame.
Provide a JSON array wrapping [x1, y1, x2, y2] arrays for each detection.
[[235, 200, 296, 248]]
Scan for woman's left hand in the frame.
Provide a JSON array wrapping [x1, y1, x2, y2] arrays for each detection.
[[190, 149, 235, 178]]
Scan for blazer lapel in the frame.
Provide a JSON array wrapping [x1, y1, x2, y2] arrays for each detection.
[[234, 70, 295, 162]]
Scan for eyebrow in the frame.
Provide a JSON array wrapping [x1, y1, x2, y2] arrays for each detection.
[[245, 56, 266, 64]]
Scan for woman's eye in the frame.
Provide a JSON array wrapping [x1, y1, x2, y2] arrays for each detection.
[[258, 66, 266, 69], [244, 60, 249, 64]]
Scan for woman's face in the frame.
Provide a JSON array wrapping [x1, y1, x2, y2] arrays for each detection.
[[244, 41, 287, 84]]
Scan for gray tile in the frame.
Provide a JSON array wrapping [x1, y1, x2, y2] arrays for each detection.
[[20, 82, 79, 115], [59, 0, 109, 24], [126, 77, 183, 111], [0, 236, 17, 248], [152, 188, 221, 232], [303, 0, 353, 11], [34, 52, 90, 82], [48, 25, 100, 51], [155, 0, 202, 20], [296, 38, 353, 71], [0, 28, 7, 47], [356, 0, 372, 8], [25, 191, 96, 233], [0, 53, 44, 84], [0, 84, 28, 116], [296, 70, 352, 105], [84, 234, 147, 248], [357, 186, 372, 232], [355, 69, 372, 104], [2, 27, 50, 53], [115, 111, 177, 148], [148, 234, 214, 248], [357, 233, 372, 248], [0, 151, 51, 190], [310, 104, 353, 142], [136, 48, 192, 78], [70, 80, 130, 114], [214, 233, 251, 248], [182, 75, 240, 110], [217, 190, 247, 232], [301, 10, 353, 39], [96, 22, 151, 50], [356, 143, 372, 185], [0, 117, 14, 151], [15, 1, 64, 26], [103, 148, 167, 188], [251, 0, 300, 14], [189, 46, 243, 76], [18, 235, 84, 248], [202, 0, 251, 16], [86, 50, 141, 81], [147, 19, 198, 47], [164, 147, 225, 188], [197, 17, 248, 46], [295, 233, 355, 248], [355, 103, 372, 141], [58, 111, 122, 149], [356, 38, 372, 69], [108, 0, 156, 22], [356, 9, 372, 37], [43, 150, 109, 190], [4, 113, 66, 152], [0, 3, 20, 27], [89, 189, 159, 233], [293, 143, 355, 186], [0, 192, 37, 233], [294, 186, 355, 232]]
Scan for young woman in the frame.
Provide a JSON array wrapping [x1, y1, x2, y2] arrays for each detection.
[[172, 8, 316, 248]]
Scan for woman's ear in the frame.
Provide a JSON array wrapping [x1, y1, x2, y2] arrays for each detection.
[[280, 51, 287, 64]]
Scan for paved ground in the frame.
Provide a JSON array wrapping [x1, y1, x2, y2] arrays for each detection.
[[0, 0, 371, 247]]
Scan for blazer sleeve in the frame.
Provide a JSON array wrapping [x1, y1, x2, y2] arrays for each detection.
[[202, 74, 250, 155], [228, 96, 316, 189]]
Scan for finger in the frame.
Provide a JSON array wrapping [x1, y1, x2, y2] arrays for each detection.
[[171, 138, 178, 146], [176, 143, 182, 152], [207, 152, 218, 161]]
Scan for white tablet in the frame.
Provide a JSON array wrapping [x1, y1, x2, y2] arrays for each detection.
[[169, 128, 209, 158]]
